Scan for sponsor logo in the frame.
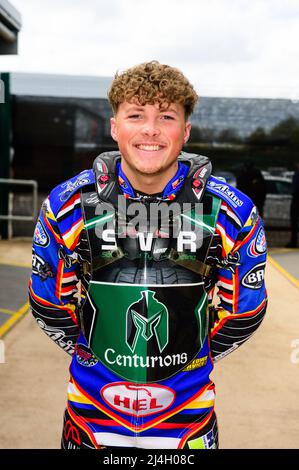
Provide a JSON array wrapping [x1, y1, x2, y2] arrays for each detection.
[[219, 251, 241, 273], [75, 343, 98, 367], [172, 175, 184, 190], [85, 192, 99, 205], [89, 283, 208, 381], [32, 249, 54, 281], [214, 343, 239, 362], [192, 178, 203, 200], [191, 166, 209, 200], [241, 262, 265, 289], [58, 247, 77, 268], [208, 180, 243, 207], [126, 290, 169, 353], [100, 228, 199, 253], [182, 356, 208, 371], [33, 220, 49, 247], [104, 348, 188, 369], [153, 247, 168, 255], [188, 430, 216, 449], [118, 175, 127, 188], [64, 419, 81, 446], [100, 382, 175, 417], [248, 206, 259, 226], [41, 198, 52, 217], [59, 173, 90, 201], [198, 167, 208, 178], [248, 226, 267, 257], [97, 173, 110, 194], [36, 319, 75, 354]]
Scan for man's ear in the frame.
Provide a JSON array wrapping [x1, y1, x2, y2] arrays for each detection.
[[110, 117, 118, 142], [184, 121, 192, 144]]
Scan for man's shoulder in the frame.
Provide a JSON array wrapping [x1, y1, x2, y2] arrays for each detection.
[[206, 175, 255, 226], [48, 169, 95, 217]]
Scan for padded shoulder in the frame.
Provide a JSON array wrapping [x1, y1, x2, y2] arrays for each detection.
[[206, 175, 254, 225], [49, 169, 95, 217]]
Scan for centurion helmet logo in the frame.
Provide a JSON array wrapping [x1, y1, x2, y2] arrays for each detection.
[[126, 290, 169, 353]]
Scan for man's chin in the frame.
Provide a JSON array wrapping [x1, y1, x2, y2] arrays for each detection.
[[134, 165, 164, 176]]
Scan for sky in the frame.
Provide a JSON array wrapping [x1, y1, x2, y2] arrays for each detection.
[[1, 0, 299, 99]]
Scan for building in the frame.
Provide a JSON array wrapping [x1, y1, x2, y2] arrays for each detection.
[[0, 0, 21, 55], [4, 71, 299, 192]]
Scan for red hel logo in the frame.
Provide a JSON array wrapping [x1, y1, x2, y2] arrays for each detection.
[[100, 382, 175, 417]]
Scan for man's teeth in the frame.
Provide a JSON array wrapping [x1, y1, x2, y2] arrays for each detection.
[[136, 144, 163, 151]]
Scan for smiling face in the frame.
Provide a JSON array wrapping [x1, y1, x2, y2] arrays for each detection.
[[110, 101, 191, 190]]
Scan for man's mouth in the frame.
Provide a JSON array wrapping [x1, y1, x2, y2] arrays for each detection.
[[135, 144, 165, 151]]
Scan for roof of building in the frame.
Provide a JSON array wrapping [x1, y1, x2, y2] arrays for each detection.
[[10, 72, 113, 98]]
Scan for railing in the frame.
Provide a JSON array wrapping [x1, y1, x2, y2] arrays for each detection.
[[0, 178, 38, 224]]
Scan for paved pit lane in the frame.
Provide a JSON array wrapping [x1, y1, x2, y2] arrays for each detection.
[[0, 263, 31, 334], [268, 248, 299, 288]]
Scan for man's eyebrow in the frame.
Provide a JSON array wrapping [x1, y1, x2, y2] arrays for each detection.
[[160, 107, 179, 115], [124, 106, 145, 112], [123, 104, 179, 115]]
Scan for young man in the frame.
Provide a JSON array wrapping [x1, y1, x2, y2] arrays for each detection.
[[29, 61, 267, 449]]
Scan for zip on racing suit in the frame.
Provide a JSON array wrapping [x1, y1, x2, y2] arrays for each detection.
[[29, 152, 267, 449]]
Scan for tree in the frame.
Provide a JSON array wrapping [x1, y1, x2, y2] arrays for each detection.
[[218, 128, 240, 143], [269, 116, 299, 144], [189, 125, 202, 143], [246, 127, 267, 145]]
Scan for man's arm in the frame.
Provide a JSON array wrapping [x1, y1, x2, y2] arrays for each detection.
[[209, 205, 267, 362], [29, 196, 81, 355]]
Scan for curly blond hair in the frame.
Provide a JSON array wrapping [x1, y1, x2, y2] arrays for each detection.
[[108, 61, 198, 119]]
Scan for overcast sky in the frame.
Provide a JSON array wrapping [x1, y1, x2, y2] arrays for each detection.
[[1, 0, 299, 99]]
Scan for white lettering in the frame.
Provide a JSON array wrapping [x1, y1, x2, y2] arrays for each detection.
[[291, 339, 299, 364], [105, 348, 116, 364], [138, 232, 154, 251], [104, 349, 189, 368], [164, 355, 172, 366], [102, 229, 117, 250], [177, 231, 197, 252]]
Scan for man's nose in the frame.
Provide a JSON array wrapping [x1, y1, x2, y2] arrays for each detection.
[[141, 119, 161, 137]]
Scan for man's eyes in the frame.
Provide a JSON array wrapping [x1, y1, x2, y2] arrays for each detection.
[[127, 114, 175, 120], [128, 114, 142, 119], [161, 115, 175, 120]]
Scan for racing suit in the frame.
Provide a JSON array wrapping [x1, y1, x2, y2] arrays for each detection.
[[29, 152, 267, 449]]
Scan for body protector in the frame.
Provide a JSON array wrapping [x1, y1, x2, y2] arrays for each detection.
[[80, 152, 221, 383]]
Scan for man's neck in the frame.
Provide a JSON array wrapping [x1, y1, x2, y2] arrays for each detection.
[[120, 160, 179, 195]]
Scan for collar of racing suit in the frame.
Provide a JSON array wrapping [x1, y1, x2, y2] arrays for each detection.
[[92, 150, 212, 205]]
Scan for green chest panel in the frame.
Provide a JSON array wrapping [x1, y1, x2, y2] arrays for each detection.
[[85, 281, 208, 383]]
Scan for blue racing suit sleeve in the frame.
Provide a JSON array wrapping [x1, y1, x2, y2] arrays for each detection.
[[209, 207, 267, 362], [29, 195, 82, 355]]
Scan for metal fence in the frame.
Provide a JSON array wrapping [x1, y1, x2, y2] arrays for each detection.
[[0, 178, 38, 239]]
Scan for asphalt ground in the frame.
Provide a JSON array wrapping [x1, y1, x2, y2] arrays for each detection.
[[0, 265, 30, 330], [0, 239, 299, 449], [269, 248, 299, 285], [0, 240, 31, 338]]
